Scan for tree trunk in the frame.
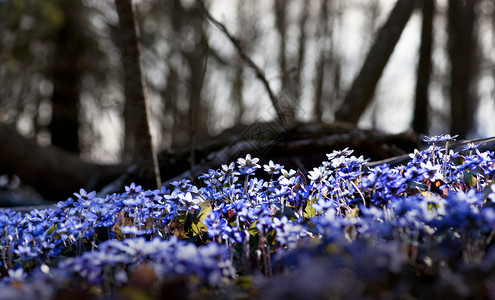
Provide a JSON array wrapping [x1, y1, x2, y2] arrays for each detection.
[[49, 2, 83, 154], [232, 63, 245, 123], [291, 0, 308, 104], [335, 0, 418, 124], [314, 0, 330, 122], [185, 42, 208, 175], [412, 0, 434, 134], [161, 67, 180, 147], [275, 0, 288, 92], [448, 0, 479, 138], [114, 0, 161, 188]]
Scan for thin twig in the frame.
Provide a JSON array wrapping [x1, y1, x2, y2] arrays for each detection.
[[350, 180, 366, 207], [196, 0, 287, 126]]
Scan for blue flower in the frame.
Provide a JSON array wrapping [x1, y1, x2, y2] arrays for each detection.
[[313, 196, 333, 212], [179, 192, 204, 209], [14, 244, 38, 259], [56, 198, 74, 209], [169, 179, 193, 191], [125, 182, 143, 194], [423, 134, 458, 143], [420, 161, 443, 181], [205, 217, 229, 239], [73, 188, 96, 201], [361, 164, 389, 188], [120, 226, 152, 236], [409, 149, 428, 165], [122, 195, 144, 207], [264, 160, 283, 175], [220, 162, 241, 178], [199, 169, 222, 186], [7, 268, 26, 282], [404, 166, 426, 181], [237, 154, 261, 175], [326, 148, 353, 160], [279, 175, 300, 187], [462, 142, 480, 151], [308, 166, 332, 183]]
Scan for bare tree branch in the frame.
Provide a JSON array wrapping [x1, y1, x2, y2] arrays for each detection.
[[335, 0, 419, 124], [196, 0, 287, 126]]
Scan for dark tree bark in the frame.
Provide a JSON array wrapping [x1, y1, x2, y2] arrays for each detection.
[[185, 41, 208, 174], [293, 0, 309, 103], [412, 0, 434, 134], [162, 121, 421, 184], [167, 0, 210, 174], [114, 0, 161, 188], [0, 124, 125, 201], [161, 67, 180, 146], [448, 0, 479, 138], [231, 2, 246, 123], [48, 2, 84, 154], [232, 62, 246, 123], [314, 0, 330, 122], [335, 0, 419, 124], [274, 1, 288, 92]]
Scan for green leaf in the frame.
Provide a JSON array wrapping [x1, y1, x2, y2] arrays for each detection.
[[189, 219, 205, 236], [47, 224, 58, 236], [266, 228, 277, 246], [452, 156, 465, 166], [428, 202, 439, 211], [248, 221, 259, 236], [463, 171, 477, 188], [188, 200, 212, 236], [197, 200, 212, 222], [236, 276, 253, 288], [303, 200, 316, 218]]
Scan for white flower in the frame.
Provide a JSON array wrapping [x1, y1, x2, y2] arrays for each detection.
[[237, 154, 260, 169]]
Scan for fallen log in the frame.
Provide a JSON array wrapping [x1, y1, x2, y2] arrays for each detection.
[[154, 121, 422, 186], [0, 124, 127, 201]]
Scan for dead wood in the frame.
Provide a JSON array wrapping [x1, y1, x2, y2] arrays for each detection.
[[0, 124, 126, 201]]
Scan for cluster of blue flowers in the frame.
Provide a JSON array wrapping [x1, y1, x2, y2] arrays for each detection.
[[2, 134, 495, 298]]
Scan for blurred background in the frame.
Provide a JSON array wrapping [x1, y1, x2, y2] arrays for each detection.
[[0, 0, 494, 165]]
